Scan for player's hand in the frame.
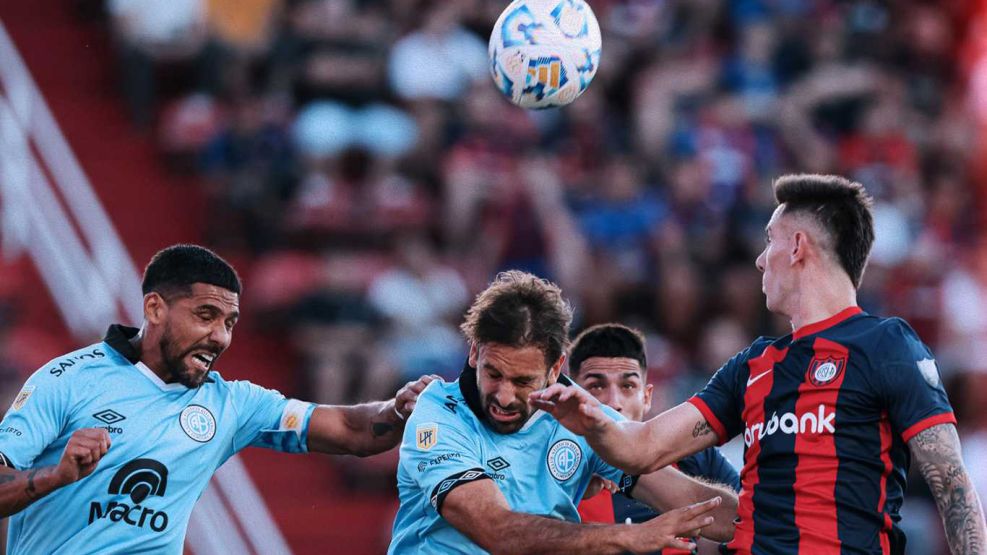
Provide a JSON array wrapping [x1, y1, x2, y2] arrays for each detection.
[[582, 475, 620, 500], [528, 384, 610, 437], [56, 428, 111, 486], [622, 496, 720, 554], [394, 374, 443, 419]]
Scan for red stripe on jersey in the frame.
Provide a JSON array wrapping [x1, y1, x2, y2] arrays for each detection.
[[687, 397, 728, 445], [792, 337, 848, 554], [792, 306, 863, 340], [577, 489, 615, 523], [878, 413, 893, 555], [901, 412, 957, 443], [728, 345, 788, 555]]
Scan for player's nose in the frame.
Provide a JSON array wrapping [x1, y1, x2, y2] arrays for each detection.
[[600, 385, 621, 411]]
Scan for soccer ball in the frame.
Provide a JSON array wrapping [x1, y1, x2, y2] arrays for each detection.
[[488, 0, 602, 109]]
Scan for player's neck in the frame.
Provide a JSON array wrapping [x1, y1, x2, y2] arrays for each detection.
[[130, 327, 172, 383], [787, 267, 857, 331]]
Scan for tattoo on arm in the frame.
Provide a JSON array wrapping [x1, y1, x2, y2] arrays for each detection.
[[692, 421, 713, 439], [0, 475, 14, 486], [910, 424, 987, 555], [371, 422, 395, 437], [25, 469, 39, 500]]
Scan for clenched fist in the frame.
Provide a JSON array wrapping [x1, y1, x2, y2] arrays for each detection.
[[55, 428, 111, 486]]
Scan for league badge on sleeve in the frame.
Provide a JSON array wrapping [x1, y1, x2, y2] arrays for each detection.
[[10, 385, 35, 411], [416, 423, 438, 451], [917, 358, 941, 388]]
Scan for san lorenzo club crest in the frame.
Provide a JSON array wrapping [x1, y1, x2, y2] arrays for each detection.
[[807, 357, 846, 386], [547, 439, 581, 481]]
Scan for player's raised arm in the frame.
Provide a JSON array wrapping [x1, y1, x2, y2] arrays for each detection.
[[306, 374, 441, 456], [629, 466, 738, 542], [0, 428, 110, 517], [530, 384, 718, 474], [908, 423, 987, 555], [441, 477, 721, 554]]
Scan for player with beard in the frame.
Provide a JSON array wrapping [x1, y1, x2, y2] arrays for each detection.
[[388, 271, 738, 554], [0, 244, 438, 554]]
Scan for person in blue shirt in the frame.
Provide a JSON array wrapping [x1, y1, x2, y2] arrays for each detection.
[[389, 270, 738, 554], [570, 323, 740, 555], [0, 244, 436, 554]]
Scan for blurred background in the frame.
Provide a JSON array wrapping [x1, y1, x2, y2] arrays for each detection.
[[1, 0, 986, 553]]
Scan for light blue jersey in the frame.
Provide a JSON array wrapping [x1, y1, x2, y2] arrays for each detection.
[[388, 368, 632, 554], [0, 325, 315, 554]]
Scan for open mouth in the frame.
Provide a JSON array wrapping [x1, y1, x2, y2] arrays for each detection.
[[188, 351, 217, 373], [488, 404, 522, 423]]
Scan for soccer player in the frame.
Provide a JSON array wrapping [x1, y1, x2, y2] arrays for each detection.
[[532, 174, 987, 554], [570, 323, 740, 555], [389, 271, 739, 554], [0, 244, 438, 553]]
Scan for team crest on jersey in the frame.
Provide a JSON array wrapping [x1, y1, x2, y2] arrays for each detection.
[[807, 356, 846, 386], [547, 439, 581, 481], [416, 423, 438, 451], [179, 405, 216, 443], [10, 385, 35, 411], [917, 358, 941, 388]]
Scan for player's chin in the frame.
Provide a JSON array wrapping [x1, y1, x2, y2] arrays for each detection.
[[178, 367, 209, 388]]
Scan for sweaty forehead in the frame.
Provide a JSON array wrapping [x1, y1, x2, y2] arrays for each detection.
[[186, 283, 240, 311], [479, 343, 549, 375], [576, 357, 643, 378]]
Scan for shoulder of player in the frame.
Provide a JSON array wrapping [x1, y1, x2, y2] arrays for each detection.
[[33, 342, 116, 383], [867, 316, 927, 356], [407, 380, 467, 422]]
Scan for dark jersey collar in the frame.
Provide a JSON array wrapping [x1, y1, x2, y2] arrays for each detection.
[[458, 360, 572, 425], [102, 324, 215, 384]]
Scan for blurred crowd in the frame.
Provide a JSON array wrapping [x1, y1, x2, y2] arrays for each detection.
[[78, 0, 987, 550]]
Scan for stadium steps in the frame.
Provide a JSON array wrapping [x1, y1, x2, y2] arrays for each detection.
[[0, 2, 396, 553]]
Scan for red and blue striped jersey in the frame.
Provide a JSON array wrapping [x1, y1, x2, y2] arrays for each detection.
[[688, 307, 955, 555]]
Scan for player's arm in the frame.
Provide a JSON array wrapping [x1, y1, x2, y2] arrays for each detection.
[[307, 375, 440, 456], [0, 428, 110, 517], [630, 467, 737, 541], [441, 478, 722, 554], [530, 385, 718, 474], [909, 423, 987, 555]]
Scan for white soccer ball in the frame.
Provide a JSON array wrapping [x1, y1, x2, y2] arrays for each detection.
[[488, 0, 602, 109]]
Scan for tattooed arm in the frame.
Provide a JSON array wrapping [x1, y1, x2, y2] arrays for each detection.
[[909, 423, 987, 555], [306, 375, 440, 456], [530, 384, 720, 474], [0, 428, 110, 517]]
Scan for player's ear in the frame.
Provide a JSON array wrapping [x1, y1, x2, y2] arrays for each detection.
[[643, 383, 654, 411], [143, 292, 168, 325], [468, 342, 479, 368], [790, 230, 807, 265]]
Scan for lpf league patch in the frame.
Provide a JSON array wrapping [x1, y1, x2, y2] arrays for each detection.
[[917, 358, 941, 388], [807, 356, 846, 386], [547, 439, 582, 481], [179, 405, 216, 443], [416, 423, 438, 451], [10, 386, 35, 411]]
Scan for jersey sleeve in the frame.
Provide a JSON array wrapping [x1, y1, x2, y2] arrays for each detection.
[[0, 368, 71, 469], [688, 338, 771, 445], [227, 380, 316, 454], [676, 447, 741, 492], [398, 383, 488, 515], [874, 319, 955, 443]]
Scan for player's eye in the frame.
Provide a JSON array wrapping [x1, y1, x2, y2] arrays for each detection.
[[587, 383, 603, 390], [622, 383, 637, 390]]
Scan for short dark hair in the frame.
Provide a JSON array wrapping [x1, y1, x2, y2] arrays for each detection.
[[460, 271, 573, 367], [773, 174, 875, 288], [142, 244, 241, 297], [569, 323, 646, 378]]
